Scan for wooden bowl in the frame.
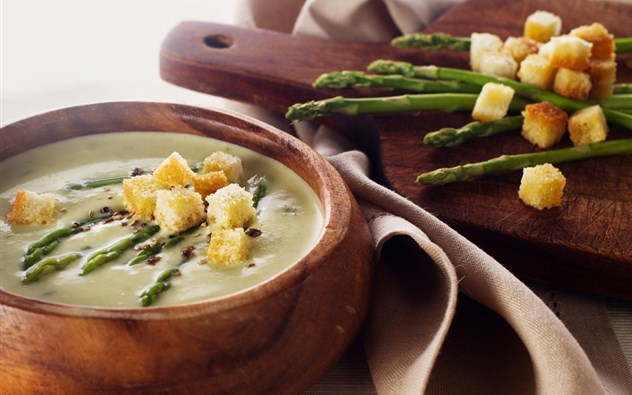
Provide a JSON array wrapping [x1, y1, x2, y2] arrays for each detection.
[[0, 102, 374, 394]]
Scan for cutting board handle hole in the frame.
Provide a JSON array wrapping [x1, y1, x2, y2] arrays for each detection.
[[204, 34, 233, 49]]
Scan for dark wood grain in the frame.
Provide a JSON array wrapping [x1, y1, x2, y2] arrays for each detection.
[[0, 102, 373, 394], [159, 0, 632, 299]]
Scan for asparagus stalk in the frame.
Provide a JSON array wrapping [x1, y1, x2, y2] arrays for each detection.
[[128, 244, 164, 266], [68, 164, 202, 191], [416, 138, 632, 185], [615, 37, 632, 54], [128, 224, 201, 266], [23, 214, 113, 270], [22, 253, 82, 284], [286, 93, 529, 122], [139, 267, 181, 307], [248, 175, 269, 208], [80, 224, 160, 275], [424, 115, 524, 147], [313, 70, 481, 93], [391, 33, 632, 54], [368, 60, 632, 130], [599, 94, 632, 110], [614, 84, 632, 95], [392, 33, 471, 51], [67, 176, 129, 190], [163, 225, 202, 250]]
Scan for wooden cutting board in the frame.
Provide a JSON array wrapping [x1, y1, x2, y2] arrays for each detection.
[[160, 0, 632, 299]]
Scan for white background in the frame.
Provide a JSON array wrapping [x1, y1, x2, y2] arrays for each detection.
[[1, 0, 240, 125]]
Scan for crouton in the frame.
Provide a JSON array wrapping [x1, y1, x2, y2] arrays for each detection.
[[568, 105, 608, 146], [153, 152, 195, 188], [570, 23, 615, 60], [503, 36, 540, 63], [553, 68, 592, 100], [587, 59, 617, 99], [154, 187, 205, 233], [206, 184, 256, 229], [206, 228, 249, 266], [521, 102, 568, 148], [524, 10, 562, 43], [471, 82, 515, 122], [519, 164, 566, 209], [8, 190, 56, 225], [192, 171, 229, 199], [470, 33, 503, 72], [479, 52, 518, 80], [548, 35, 593, 71], [202, 151, 243, 184], [517, 54, 557, 90], [122, 175, 163, 219]]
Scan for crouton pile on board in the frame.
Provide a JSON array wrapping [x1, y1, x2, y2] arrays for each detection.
[[468, 10, 618, 209]]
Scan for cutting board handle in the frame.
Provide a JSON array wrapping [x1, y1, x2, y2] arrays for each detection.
[[160, 21, 468, 114]]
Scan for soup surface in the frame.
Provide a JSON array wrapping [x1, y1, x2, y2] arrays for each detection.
[[0, 132, 324, 307]]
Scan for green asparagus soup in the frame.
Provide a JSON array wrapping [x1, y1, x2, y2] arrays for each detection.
[[0, 132, 324, 307]]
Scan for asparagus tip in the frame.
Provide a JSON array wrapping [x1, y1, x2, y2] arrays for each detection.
[[313, 71, 368, 89]]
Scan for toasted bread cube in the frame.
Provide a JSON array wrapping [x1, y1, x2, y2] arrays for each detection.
[[503, 36, 540, 63], [524, 11, 562, 43], [206, 228, 249, 266], [153, 152, 195, 188], [123, 175, 163, 219], [8, 190, 56, 225], [471, 82, 515, 122], [587, 59, 617, 99], [479, 52, 518, 80], [517, 54, 557, 90], [537, 40, 555, 59], [519, 164, 566, 210], [521, 102, 568, 148], [553, 68, 592, 100], [548, 35, 593, 71], [206, 184, 256, 229], [192, 171, 229, 199], [154, 187, 205, 233], [202, 151, 243, 184], [470, 33, 503, 72], [570, 23, 615, 60], [568, 105, 608, 146]]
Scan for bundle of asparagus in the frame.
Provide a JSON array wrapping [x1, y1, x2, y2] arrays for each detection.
[[285, 10, 632, 197]]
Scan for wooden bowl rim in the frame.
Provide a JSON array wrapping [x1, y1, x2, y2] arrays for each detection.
[[0, 101, 355, 320]]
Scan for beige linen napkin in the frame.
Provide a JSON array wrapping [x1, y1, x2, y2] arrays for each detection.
[[235, 1, 632, 393]]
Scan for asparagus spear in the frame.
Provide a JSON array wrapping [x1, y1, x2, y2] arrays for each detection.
[[128, 244, 164, 266], [139, 267, 180, 307], [68, 164, 202, 191], [313, 70, 481, 93], [286, 93, 530, 122], [598, 94, 632, 110], [67, 175, 129, 190], [128, 224, 201, 266], [416, 138, 632, 185], [23, 214, 113, 270], [614, 37, 632, 54], [614, 84, 632, 95], [163, 225, 202, 250], [22, 253, 82, 284], [248, 175, 269, 208], [392, 32, 471, 51], [80, 224, 160, 275], [424, 115, 524, 147], [391, 33, 632, 54], [368, 60, 632, 130]]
